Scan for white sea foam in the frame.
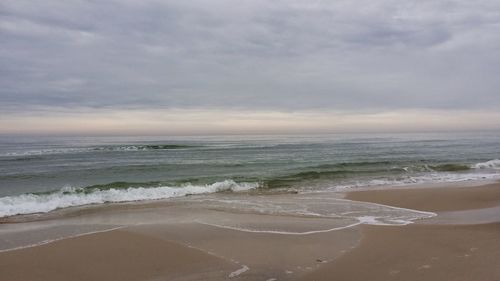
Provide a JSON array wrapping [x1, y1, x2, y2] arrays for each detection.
[[330, 159, 500, 190], [197, 221, 363, 235], [2, 148, 92, 157], [228, 265, 249, 278], [196, 208, 434, 235], [0, 180, 259, 218], [1, 145, 193, 157], [332, 170, 500, 191], [472, 159, 500, 169], [0, 226, 125, 253], [191, 195, 436, 235]]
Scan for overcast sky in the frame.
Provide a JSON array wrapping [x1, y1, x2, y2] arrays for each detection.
[[1, 0, 500, 135]]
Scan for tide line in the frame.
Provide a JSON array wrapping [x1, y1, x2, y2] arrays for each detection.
[[0, 226, 125, 253], [195, 221, 362, 235]]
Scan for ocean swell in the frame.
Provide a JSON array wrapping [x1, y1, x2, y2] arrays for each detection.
[[1, 144, 199, 157], [0, 180, 259, 218]]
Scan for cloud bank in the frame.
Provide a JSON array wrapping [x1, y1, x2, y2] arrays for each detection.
[[1, 0, 500, 134]]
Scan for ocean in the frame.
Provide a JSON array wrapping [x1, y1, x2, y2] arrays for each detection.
[[1, 132, 499, 218]]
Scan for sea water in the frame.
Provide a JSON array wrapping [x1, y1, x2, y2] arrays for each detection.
[[0, 132, 499, 218]]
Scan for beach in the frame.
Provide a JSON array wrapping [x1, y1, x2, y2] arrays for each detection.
[[2, 0, 500, 279], [1, 181, 499, 281], [300, 183, 500, 281]]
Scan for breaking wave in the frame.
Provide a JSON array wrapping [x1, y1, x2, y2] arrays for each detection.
[[263, 159, 500, 189], [472, 159, 500, 169], [0, 180, 259, 218]]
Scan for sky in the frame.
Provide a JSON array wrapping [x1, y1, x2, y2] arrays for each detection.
[[1, 0, 500, 135]]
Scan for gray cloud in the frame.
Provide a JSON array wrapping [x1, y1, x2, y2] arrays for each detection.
[[1, 0, 500, 114]]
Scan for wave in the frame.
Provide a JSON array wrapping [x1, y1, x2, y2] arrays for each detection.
[[428, 164, 471, 172], [307, 161, 394, 169], [2, 148, 91, 157], [331, 172, 500, 190], [0, 180, 259, 218], [264, 159, 500, 189], [264, 169, 384, 189], [1, 144, 200, 157], [402, 160, 499, 173], [472, 159, 500, 169], [1, 157, 499, 217], [93, 144, 199, 151]]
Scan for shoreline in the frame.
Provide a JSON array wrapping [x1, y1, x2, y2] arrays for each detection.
[[345, 181, 500, 212], [300, 223, 500, 281], [0, 181, 499, 280], [300, 181, 500, 281], [1, 177, 498, 223]]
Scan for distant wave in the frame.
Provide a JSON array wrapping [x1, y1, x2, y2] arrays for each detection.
[[1, 144, 200, 157], [0, 180, 259, 218], [263, 159, 500, 189], [93, 144, 199, 151], [428, 163, 471, 171], [2, 148, 91, 157], [331, 172, 500, 191], [277, 160, 480, 175]]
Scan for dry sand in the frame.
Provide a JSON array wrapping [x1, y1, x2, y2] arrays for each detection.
[[300, 182, 500, 281], [300, 223, 500, 281]]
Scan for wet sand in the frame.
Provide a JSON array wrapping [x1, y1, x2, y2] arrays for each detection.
[[127, 221, 361, 280], [0, 229, 238, 281], [300, 182, 500, 281], [0, 204, 363, 281], [300, 223, 500, 281], [1, 182, 499, 281], [345, 182, 500, 212]]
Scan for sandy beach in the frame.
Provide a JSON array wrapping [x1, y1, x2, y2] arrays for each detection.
[[300, 183, 500, 281], [3, 0, 500, 279], [345, 182, 500, 212], [0, 230, 237, 281], [1, 182, 499, 281]]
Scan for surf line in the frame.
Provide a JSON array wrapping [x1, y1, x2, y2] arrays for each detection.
[[195, 221, 362, 235], [333, 197, 437, 219], [229, 265, 250, 278], [0, 226, 125, 253]]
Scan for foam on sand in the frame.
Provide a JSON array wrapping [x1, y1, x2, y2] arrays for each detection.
[[228, 265, 250, 278], [190, 195, 436, 235]]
